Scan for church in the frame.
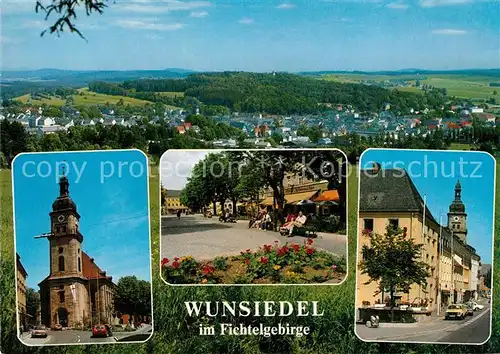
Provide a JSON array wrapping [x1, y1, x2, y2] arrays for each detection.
[[39, 173, 115, 328]]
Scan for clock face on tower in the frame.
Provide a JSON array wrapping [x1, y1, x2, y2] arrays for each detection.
[[453, 216, 460, 222], [57, 215, 66, 223]]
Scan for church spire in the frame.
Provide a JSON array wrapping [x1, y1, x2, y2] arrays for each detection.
[[59, 165, 69, 197], [454, 179, 462, 201]]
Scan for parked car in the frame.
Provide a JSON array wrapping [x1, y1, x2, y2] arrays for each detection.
[[31, 326, 48, 338], [466, 301, 484, 311], [92, 324, 108, 338], [51, 324, 63, 331], [465, 303, 474, 316], [445, 304, 467, 320]]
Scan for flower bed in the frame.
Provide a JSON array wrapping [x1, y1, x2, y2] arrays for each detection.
[[161, 239, 346, 284]]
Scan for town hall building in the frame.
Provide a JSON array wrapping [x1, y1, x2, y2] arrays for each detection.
[[39, 173, 115, 328]]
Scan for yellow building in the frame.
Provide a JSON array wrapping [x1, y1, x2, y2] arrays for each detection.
[[17, 253, 28, 330], [357, 166, 439, 312], [163, 189, 187, 214]]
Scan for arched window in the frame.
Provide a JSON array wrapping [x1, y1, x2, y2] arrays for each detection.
[[78, 257, 81, 272], [58, 256, 65, 271]]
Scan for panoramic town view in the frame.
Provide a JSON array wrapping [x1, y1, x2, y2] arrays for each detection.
[[355, 149, 494, 344], [0, 0, 499, 352], [160, 149, 347, 284], [13, 151, 152, 345]]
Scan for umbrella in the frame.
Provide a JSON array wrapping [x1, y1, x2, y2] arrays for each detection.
[[317, 200, 339, 207], [296, 199, 315, 206]]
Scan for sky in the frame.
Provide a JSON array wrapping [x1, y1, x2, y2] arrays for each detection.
[[360, 149, 495, 264], [161, 150, 210, 189], [2, 0, 499, 71], [12, 150, 152, 289]]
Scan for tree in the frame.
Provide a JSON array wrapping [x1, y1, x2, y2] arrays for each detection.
[[114, 276, 151, 320], [26, 288, 40, 325], [359, 226, 430, 322], [35, 0, 107, 39]]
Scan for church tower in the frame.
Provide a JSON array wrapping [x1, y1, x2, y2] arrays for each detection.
[[39, 169, 89, 328], [49, 171, 84, 278], [447, 180, 468, 243]]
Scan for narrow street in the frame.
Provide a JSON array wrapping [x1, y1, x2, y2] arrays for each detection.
[[356, 299, 491, 344], [161, 214, 347, 261], [20, 325, 153, 345]]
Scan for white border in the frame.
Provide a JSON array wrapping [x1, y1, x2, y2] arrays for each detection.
[[158, 148, 349, 287], [11, 149, 155, 347], [353, 147, 496, 346]]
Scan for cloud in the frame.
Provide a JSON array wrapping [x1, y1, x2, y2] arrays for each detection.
[[161, 151, 209, 190], [238, 18, 255, 24], [420, 0, 471, 7], [115, 0, 212, 13], [189, 10, 209, 17], [276, 3, 296, 9], [431, 28, 468, 35], [386, 2, 410, 9], [115, 20, 185, 31]]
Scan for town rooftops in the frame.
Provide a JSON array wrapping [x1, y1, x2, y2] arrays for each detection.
[[359, 166, 438, 225], [82, 251, 113, 282]]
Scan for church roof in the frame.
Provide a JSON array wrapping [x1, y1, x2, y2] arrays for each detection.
[[359, 167, 439, 225], [82, 251, 113, 282]]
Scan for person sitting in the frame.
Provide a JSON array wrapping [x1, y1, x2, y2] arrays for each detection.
[[283, 211, 307, 236], [260, 212, 272, 230]]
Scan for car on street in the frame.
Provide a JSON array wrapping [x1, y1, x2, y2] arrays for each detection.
[[92, 324, 109, 338], [465, 303, 474, 316], [51, 324, 63, 331], [466, 301, 484, 311], [445, 304, 467, 320], [31, 326, 48, 338]]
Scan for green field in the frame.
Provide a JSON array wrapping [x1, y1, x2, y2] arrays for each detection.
[[15, 88, 152, 107], [1, 162, 499, 353], [157, 91, 184, 98], [322, 74, 499, 101]]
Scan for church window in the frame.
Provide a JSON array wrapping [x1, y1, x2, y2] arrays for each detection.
[[58, 256, 65, 271], [78, 257, 81, 272], [59, 247, 63, 254], [59, 289, 65, 303]]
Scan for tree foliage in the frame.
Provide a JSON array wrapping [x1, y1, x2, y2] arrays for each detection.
[[359, 226, 431, 321], [114, 276, 151, 318]]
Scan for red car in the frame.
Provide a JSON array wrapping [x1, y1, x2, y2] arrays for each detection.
[[92, 324, 108, 338]]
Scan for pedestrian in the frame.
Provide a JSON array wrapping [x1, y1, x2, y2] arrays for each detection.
[[176, 209, 181, 219]]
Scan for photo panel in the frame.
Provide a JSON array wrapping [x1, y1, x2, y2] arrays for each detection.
[[160, 149, 348, 285], [12, 149, 153, 346], [355, 148, 495, 345]]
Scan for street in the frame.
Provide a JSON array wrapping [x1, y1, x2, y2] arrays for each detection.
[[20, 325, 153, 345], [356, 299, 491, 344], [161, 214, 347, 261]]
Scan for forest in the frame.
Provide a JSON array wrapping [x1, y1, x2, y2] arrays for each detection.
[[88, 72, 448, 115]]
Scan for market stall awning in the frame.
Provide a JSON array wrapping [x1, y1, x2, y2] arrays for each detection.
[[260, 190, 320, 206], [314, 190, 340, 202]]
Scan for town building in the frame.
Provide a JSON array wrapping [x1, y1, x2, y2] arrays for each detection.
[[357, 165, 439, 311], [16, 254, 28, 330], [357, 164, 481, 315], [39, 173, 115, 328], [163, 189, 187, 214]]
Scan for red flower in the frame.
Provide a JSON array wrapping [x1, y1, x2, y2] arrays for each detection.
[[274, 240, 279, 244], [291, 244, 301, 252], [246, 249, 251, 253], [245, 259, 250, 265], [277, 246, 289, 256], [172, 261, 180, 269], [306, 238, 314, 245], [260, 257, 269, 264], [202, 265, 215, 275], [263, 244, 272, 253], [161, 258, 169, 267], [305, 247, 315, 255], [174, 257, 180, 261], [332, 264, 337, 270]]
